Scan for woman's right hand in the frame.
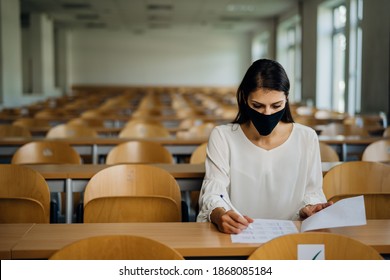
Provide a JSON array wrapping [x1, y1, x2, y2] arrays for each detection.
[[210, 207, 253, 234]]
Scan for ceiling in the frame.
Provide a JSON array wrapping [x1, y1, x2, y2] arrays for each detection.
[[20, 0, 297, 34]]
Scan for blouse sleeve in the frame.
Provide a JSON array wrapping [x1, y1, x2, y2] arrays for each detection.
[[293, 131, 327, 218], [196, 127, 233, 222]]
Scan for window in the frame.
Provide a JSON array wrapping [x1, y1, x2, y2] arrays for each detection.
[[331, 4, 346, 112], [317, 0, 363, 114], [277, 15, 302, 103], [348, 0, 363, 114], [251, 32, 271, 60]]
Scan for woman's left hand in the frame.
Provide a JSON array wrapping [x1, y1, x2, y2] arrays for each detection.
[[299, 202, 334, 220]]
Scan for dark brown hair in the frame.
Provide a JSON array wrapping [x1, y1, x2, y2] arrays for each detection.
[[233, 59, 294, 124]]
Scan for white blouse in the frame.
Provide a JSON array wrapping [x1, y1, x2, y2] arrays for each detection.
[[196, 122, 326, 222]]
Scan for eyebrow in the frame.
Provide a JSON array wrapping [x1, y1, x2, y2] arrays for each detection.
[[251, 100, 285, 106]]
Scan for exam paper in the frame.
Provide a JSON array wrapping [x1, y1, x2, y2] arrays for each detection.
[[231, 219, 298, 243], [231, 195, 366, 243], [300, 195, 366, 232]]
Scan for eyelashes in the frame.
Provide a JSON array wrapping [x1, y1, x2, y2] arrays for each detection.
[[252, 104, 282, 110]]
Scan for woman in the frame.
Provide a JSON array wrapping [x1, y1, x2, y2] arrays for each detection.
[[197, 59, 332, 234]]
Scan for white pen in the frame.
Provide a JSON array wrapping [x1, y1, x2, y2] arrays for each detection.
[[220, 194, 253, 229]]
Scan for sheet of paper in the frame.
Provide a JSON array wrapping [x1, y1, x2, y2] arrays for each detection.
[[301, 195, 366, 232], [231, 219, 298, 243]]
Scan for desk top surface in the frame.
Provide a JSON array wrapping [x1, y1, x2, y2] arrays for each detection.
[[0, 224, 34, 260], [25, 162, 343, 179], [0, 136, 387, 145], [27, 163, 206, 179], [6, 220, 390, 259]]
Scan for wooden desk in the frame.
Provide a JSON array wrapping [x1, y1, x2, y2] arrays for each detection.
[[27, 163, 205, 224], [319, 135, 388, 161], [8, 220, 390, 259], [0, 224, 34, 260]]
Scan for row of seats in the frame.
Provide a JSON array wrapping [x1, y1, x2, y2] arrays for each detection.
[[7, 137, 390, 164], [0, 120, 217, 139], [10, 140, 206, 165], [1, 160, 389, 224], [0, 164, 182, 224], [48, 232, 383, 260], [3, 120, 390, 139]]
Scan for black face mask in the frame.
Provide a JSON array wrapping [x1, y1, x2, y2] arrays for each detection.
[[246, 106, 286, 136]]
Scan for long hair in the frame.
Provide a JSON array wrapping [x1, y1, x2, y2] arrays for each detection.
[[233, 59, 294, 124]]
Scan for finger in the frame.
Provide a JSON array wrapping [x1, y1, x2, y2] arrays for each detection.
[[226, 210, 250, 227], [244, 215, 254, 223]]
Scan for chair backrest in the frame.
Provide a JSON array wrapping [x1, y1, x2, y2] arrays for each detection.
[[34, 108, 66, 119], [13, 117, 50, 127], [11, 141, 82, 164], [105, 140, 174, 164], [319, 142, 340, 162], [176, 123, 215, 139], [190, 143, 208, 164], [179, 118, 204, 129], [361, 139, 390, 162], [67, 118, 104, 127], [0, 124, 32, 137], [247, 232, 383, 260], [124, 119, 163, 128], [0, 164, 50, 223], [118, 123, 170, 138], [46, 124, 98, 138], [384, 127, 390, 137], [323, 161, 390, 219], [83, 164, 181, 222], [188, 143, 208, 212], [49, 235, 184, 260]]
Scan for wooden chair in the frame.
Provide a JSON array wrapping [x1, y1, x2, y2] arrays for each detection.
[[247, 232, 383, 260], [11, 141, 82, 164], [176, 123, 215, 139], [49, 235, 184, 260], [13, 117, 50, 128], [178, 118, 204, 129], [362, 139, 390, 162], [319, 142, 340, 162], [118, 123, 170, 138], [11, 141, 82, 222], [124, 119, 163, 128], [189, 143, 208, 213], [0, 164, 50, 223], [105, 140, 174, 164], [190, 142, 208, 164], [46, 124, 98, 138], [67, 117, 104, 127], [384, 127, 390, 137], [323, 161, 390, 219], [0, 124, 31, 137], [83, 164, 181, 223]]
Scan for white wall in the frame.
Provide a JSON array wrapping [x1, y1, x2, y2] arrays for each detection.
[[69, 29, 252, 87]]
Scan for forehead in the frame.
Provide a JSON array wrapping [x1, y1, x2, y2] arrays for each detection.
[[248, 88, 286, 103]]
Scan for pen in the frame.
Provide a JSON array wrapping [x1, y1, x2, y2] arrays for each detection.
[[220, 194, 253, 229]]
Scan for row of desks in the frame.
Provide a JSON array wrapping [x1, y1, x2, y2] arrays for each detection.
[[0, 135, 387, 163], [26, 162, 342, 224], [1, 220, 389, 260]]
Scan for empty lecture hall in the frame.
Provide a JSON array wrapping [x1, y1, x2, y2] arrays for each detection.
[[1, 0, 389, 269]]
